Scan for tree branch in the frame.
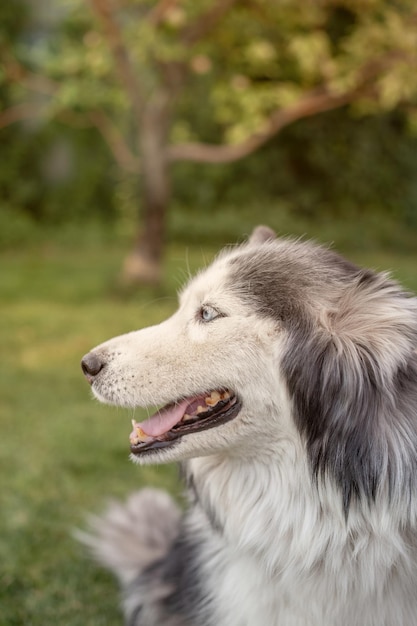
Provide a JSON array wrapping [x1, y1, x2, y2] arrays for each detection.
[[4, 57, 59, 95], [147, 0, 179, 26], [167, 46, 415, 165], [182, 0, 240, 45], [0, 102, 46, 130], [88, 110, 140, 172], [167, 87, 359, 164], [89, 0, 143, 120]]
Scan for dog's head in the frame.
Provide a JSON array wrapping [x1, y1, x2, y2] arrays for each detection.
[[82, 226, 417, 512]]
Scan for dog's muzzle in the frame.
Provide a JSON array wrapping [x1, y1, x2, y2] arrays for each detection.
[[80, 351, 242, 456]]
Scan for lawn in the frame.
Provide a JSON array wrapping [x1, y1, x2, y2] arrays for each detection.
[[1, 227, 416, 626]]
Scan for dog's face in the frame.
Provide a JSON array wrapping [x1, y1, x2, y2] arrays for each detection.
[[82, 227, 295, 463], [82, 226, 417, 511]]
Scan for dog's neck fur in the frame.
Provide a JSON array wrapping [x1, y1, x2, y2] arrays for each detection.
[[186, 449, 417, 625]]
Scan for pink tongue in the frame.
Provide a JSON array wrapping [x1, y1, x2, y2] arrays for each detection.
[[137, 398, 191, 437]]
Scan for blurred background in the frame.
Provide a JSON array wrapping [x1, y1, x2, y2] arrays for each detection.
[[1, 0, 417, 623]]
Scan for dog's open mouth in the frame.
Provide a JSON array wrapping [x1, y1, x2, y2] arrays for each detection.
[[129, 389, 241, 454]]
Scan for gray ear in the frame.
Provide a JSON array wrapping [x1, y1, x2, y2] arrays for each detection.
[[248, 225, 276, 245], [282, 268, 417, 515]]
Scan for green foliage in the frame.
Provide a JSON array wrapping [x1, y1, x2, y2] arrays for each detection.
[[0, 2, 117, 229], [169, 200, 417, 255], [172, 108, 417, 233], [0, 122, 116, 230], [178, 0, 417, 143], [1, 0, 417, 240]]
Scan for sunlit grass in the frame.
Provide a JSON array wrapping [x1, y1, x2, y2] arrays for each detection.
[[1, 228, 416, 625]]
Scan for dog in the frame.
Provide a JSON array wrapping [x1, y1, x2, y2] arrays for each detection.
[[80, 226, 417, 626]]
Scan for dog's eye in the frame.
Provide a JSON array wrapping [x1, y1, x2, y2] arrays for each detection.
[[198, 305, 220, 323]]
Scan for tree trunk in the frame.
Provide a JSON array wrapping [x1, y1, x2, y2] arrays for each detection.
[[122, 95, 171, 285]]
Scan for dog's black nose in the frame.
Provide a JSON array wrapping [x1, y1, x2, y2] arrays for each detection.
[[81, 352, 105, 382]]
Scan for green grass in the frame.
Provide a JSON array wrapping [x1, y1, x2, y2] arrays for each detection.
[[1, 225, 416, 626], [0, 236, 217, 626]]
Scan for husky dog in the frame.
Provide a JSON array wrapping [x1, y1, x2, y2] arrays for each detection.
[[81, 226, 417, 626]]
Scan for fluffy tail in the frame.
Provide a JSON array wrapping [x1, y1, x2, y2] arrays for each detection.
[[77, 488, 183, 625]]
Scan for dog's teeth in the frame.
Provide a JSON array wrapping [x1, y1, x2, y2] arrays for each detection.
[[196, 405, 205, 414], [205, 390, 221, 406], [129, 421, 149, 444], [182, 413, 194, 421], [136, 427, 148, 440], [221, 390, 231, 400]]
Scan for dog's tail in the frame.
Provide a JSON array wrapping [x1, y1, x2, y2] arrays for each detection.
[[77, 488, 183, 625]]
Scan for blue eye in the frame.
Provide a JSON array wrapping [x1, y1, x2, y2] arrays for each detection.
[[199, 305, 219, 322]]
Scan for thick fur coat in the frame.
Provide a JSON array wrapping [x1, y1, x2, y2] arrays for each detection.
[[80, 227, 417, 626]]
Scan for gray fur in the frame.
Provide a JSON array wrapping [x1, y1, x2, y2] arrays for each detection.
[[78, 489, 185, 624], [228, 242, 417, 513]]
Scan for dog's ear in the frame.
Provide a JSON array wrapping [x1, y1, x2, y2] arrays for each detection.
[[283, 269, 417, 514], [248, 225, 276, 245]]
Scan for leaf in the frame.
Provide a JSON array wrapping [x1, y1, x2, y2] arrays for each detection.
[[288, 31, 332, 81]]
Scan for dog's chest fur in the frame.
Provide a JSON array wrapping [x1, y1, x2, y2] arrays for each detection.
[[183, 456, 417, 626]]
